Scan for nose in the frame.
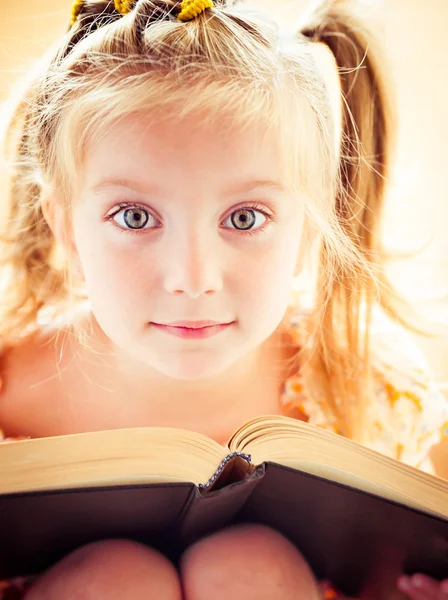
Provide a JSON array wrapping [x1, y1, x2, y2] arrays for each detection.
[[163, 229, 223, 298]]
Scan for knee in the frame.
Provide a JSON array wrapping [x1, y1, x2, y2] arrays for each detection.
[[25, 538, 181, 600], [180, 524, 320, 600]]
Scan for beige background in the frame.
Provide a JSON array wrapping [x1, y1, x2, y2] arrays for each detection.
[[1, 0, 447, 470]]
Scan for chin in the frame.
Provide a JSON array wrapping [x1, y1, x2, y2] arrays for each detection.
[[150, 352, 237, 382]]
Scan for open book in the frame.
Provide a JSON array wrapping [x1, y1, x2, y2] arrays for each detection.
[[1, 415, 447, 597]]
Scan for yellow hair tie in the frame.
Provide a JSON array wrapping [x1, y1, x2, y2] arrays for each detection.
[[70, 0, 84, 26], [114, 0, 135, 16], [178, 0, 214, 22], [70, 0, 135, 27]]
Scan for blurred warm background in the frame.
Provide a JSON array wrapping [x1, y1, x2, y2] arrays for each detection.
[[0, 0, 447, 471]]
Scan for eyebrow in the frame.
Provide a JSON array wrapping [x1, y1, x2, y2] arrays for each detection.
[[90, 178, 287, 197], [91, 179, 162, 196]]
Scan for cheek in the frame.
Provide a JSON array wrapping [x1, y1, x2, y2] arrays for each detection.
[[72, 225, 153, 320], [238, 235, 300, 322]]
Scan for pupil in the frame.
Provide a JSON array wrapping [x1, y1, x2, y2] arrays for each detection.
[[232, 209, 255, 230], [124, 208, 148, 229]]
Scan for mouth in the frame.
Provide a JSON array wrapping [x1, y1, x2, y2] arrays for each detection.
[[150, 321, 234, 339], [154, 320, 233, 329]]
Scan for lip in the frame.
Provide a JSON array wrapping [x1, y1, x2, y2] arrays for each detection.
[[159, 320, 230, 329], [151, 322, 233, 340]]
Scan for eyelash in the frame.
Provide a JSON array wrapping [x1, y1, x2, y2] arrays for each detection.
[[105, 202, 274, 237]]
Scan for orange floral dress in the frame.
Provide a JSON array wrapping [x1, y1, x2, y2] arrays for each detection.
[[1, 307, 447, 599], [282, 306, 448, 471]]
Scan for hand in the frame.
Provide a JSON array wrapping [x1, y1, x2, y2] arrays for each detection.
[[398, 574, 448, 600]]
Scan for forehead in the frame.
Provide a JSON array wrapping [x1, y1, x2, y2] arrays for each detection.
[[85, 111, 280, 159], [81, 111, 293, 189]]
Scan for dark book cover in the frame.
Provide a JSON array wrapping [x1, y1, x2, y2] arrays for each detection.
[[0, 455, 447, 597]]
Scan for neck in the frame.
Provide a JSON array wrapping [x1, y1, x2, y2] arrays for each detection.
[[70, 311, 296, 445]]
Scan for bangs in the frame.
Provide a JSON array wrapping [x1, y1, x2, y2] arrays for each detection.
[[54, 68, 331, 210]]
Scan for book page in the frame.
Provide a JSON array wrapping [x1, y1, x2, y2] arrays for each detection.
[[229, 415, 448, 520], [0, 427, 228, 494]]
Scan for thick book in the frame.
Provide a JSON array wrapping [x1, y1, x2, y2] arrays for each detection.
[[0, 415, 447, 598]]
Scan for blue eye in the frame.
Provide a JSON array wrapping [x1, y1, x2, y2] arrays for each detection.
[[223, 208, 267, 231], [112, 206, 156, 230], [107, 203, 273, 236]]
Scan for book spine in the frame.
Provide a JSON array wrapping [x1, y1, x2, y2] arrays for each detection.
[[198, 452, 252, 492], [177, 463, 265, 552]]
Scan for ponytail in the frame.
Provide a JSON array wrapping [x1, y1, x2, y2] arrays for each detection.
[[298, 0, 399, 441], [302, 0, 392, 279]]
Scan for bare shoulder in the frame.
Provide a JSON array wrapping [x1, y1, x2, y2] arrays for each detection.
[[0, 326, 79, 438]]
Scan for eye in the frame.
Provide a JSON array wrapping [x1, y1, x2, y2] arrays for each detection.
[[106, 202, 273, 235], [111, 206, 157, 230], [223, 206, 269, 232]]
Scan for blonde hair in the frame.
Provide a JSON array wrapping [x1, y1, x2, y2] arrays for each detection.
[[0, 0, 402, 441]]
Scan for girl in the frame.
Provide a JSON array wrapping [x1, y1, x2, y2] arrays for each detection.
[[0, 0, 447, 598]]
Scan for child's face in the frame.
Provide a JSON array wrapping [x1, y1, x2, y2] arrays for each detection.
[[70, 112, 304, 380]]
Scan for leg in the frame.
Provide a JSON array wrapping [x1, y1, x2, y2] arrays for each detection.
[[25, 538, 182, 600], [180, 523, 321, 600]]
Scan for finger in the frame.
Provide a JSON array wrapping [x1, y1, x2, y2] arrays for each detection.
[[397, 575, 439, 600], [412, 574, 445, 600], [416, 574, 448, 600]]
